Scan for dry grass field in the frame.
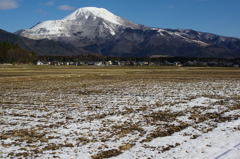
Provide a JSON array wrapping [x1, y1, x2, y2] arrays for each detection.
[[0, 65, 240, 158]]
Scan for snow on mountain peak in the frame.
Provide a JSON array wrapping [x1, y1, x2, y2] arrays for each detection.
[[63, 7, 122, 25], [15, 7, 145, 43]]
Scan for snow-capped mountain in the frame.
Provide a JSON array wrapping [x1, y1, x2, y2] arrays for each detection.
[[15, 7, 240, 57], [15, 7, 147, 46]]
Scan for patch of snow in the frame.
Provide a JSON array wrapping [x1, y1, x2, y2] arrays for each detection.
[[31, 21, 56, 30], [63, 7, 122, 25], [1, 77, 240, 159]]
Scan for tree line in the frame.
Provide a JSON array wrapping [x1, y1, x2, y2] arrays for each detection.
[[38, 54, 240, 63], [1, 40, 239, 64], [0, 41, 37, 64]]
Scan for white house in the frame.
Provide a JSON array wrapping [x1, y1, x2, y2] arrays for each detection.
[[106, 61, 112, 66], [36, 61, 44, 65]]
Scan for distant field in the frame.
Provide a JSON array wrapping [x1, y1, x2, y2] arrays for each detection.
[[0, 65, 240, 80], [0, 65, 240, 158]]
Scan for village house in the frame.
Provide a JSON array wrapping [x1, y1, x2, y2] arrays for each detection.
[[105, 60, 112, 66], [94, 61, 103, 66], [36, 61, 49, 65], [112, 61, 121, 66], [174, 62, 182, 66]]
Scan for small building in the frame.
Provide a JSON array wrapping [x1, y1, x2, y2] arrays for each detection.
[[36, 61, 43, 65], [142, 62, 149, 66], [148, 61, 155, 66], [129, 61, 137, 66], [88, 62, 95, 65], [162, 61, 173, 66], [120, 61, 126, 66], [51, 61, 60, 65], [36, 61, 49, 65], [69, 62, 75, 65], [64, 62, 70, 65], [174, 62, 182, 66], [94, 61, 103, 66], [105, 61, 112, 66], [76, 61, 85, 65], [2, 63, 13, 65], [112, 61, 121, 66]]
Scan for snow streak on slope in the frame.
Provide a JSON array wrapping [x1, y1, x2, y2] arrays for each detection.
[[29, 20, 67, 35]]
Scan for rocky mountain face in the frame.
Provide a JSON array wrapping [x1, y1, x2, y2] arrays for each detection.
[[100, 28, 240, 58], [15, 7, 147, 46], [14, 7, 240, 58]]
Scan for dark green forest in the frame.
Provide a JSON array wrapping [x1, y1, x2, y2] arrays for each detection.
[[0, 41, 37, 64]]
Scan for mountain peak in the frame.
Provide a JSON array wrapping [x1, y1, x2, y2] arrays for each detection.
[[63, 7, 122, 25], [12, 6, 240, 58], [15, 6, 144, 42]]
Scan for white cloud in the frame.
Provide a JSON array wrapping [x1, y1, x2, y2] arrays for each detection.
[[35, 9, 48, 14], [42, 1, 54, 6], [0, 0, 20, 10], [58, 5, 75, 11]]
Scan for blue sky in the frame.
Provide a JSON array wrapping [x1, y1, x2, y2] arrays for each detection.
[[0, 0, 240, 38]]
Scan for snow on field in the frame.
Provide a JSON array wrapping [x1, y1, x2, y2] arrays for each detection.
[[0, 75, 239, 159]]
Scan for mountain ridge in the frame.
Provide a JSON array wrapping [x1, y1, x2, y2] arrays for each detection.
[[0, 29, 92, 56], [12, 7, 240, 58]]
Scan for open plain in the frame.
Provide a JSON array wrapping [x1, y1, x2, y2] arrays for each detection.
[[0, 65, 240, 159]]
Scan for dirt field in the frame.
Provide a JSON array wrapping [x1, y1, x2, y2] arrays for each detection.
[[1, 65, 240, 158]]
